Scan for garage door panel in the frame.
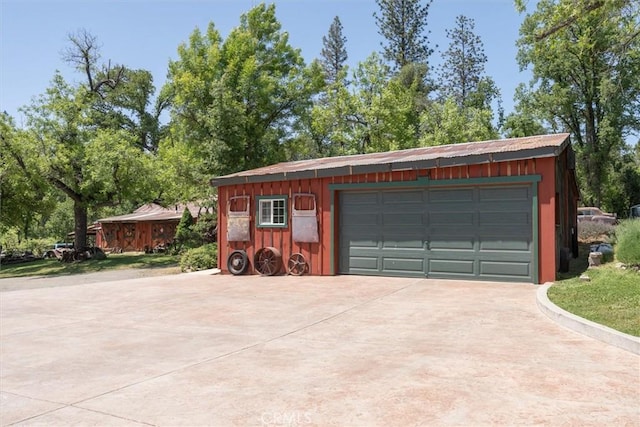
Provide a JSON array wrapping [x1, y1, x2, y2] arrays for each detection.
[[429, 212, 475, 226], [479, 239, 531, 251], [429, 238, 475, 250], [382, 238, 424, 249], [429, 188, 474, 203], [382, 257, 424, 273], [382, 190, 424, 204], [480, 261, 530, 277], [479, 211, 530, 226], [480, 186, 530, 201], [428, 259, 475, 275], [383, 212, 423, 225], [341, 213, 379, 226], [348, 256, 379, 270], [342, 192, 379, 204]]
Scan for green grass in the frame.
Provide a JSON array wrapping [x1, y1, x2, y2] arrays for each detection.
[[0, 252, 180, 279], [549, 244, 640, 336]]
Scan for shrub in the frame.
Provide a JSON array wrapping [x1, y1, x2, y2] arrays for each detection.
[[615, 219, 640, 265], [578, 221, 616, 242], [175, 208, 200, 250], [179, 243, 218, 272]]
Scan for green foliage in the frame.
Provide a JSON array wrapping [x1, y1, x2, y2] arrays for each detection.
[[438, 15, 499, 110], [193, 212, 217, 244], [0, 113, 58, 237], [165, 3, 322, 181], [320, 16, 348, 84], [174, 208, 199, 249], [179, 243, 218, 272], [602, 146, 640, 217], [374, 0, 434, 70], [516, 0, 640, 206], [615, 219, 640, 265], [419, 98, 498, 146], [0, 229, 54, 257], [6, 30, 164, 249]]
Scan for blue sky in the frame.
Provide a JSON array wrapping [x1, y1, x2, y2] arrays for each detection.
[[1, 0, 531, 126]]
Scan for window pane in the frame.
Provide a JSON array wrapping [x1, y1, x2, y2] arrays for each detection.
[[273, 199, 285, 224], [260, 201, 272, 224]]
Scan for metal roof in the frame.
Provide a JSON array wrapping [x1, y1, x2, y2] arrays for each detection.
[[211, 133, 571, 187], [97, 203, 201, 224]]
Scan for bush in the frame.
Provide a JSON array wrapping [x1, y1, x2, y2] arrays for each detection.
[[179, 243, 218, 272], [578, 221, 616, 242], [0, 234, 54, 258], [615, 219, 640, 265]]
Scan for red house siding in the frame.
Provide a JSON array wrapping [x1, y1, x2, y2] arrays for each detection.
[[218, 157, 562, 283]]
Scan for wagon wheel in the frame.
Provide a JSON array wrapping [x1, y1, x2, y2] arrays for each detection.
[[254, 247, 282, 276], [227, 250, 249, 275], [287, 253, 308, 276]]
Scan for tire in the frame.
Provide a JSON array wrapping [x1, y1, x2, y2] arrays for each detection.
[[227, 250, 249, 275]]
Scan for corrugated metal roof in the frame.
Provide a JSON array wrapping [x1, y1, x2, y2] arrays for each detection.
[[211, 133, 571, 186], [98, 203, 201, 223]]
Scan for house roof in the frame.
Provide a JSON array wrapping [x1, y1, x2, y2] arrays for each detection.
[[210, 133, 571, 187], [97, 203, 201, 224]]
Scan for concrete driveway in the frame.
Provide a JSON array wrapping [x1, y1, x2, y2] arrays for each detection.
[[1, 273, 638, 426]]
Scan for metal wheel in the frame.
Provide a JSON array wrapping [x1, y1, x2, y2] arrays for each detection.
[[227, 250, 249, 275], [287, 253, 307, 276], [254, 247, 282, 276]]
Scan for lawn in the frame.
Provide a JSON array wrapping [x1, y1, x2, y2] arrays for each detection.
[[0, 252, 180, 279], [549, 244, 640, 337]]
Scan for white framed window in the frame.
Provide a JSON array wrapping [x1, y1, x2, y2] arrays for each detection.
[[256, 196, 288, 228]]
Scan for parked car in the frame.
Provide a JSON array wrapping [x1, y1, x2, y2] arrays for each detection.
[[42, 242, 74, 259], [631, 204, 640, 219], [577, 207, 617, 225]]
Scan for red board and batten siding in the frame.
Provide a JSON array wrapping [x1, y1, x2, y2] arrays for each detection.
[[217, 157, 558, 283]]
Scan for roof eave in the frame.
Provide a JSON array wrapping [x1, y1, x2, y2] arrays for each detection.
[[210, 143, 566, 187]]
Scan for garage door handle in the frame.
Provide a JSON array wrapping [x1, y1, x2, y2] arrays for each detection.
[[424, 241, 430, 250]]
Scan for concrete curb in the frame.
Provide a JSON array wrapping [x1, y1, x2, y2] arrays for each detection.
[[537, 283, 640, 355], [185, 268, 221, 276]]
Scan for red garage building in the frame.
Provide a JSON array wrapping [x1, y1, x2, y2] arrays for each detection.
[[211, 134, 579, 284]]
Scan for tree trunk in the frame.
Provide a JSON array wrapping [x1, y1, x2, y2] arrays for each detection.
[[74, 201, 88, 250]]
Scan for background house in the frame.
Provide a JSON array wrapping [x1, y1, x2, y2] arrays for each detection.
[[96, 203, 201, 252], [212, 134, 579, 284]]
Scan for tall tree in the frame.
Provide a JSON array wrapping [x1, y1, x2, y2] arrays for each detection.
[[516, 0, 640, 206], [438, 15, 491, 108], [320, 16, 348, 84], [374, 0, 434, 70], [165, 4, 322, 179], [6, 31, 159, 249]]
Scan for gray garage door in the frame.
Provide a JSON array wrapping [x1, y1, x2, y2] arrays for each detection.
[[339, 185, 534, 282]]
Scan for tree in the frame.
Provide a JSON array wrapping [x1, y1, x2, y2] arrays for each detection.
[[7, 31, 160, 249], [419, 98, 498, 146], [516, 0, 640, 207], [438, 15, 491, 108], [165, 4, 322, 178], [502, 84, 547, 138], [174, 207, 198, 249], [63, 30, 169, 153], [0, 113, 56, 238], [320, 16, 348, 84], [374, 0, 434, 70]]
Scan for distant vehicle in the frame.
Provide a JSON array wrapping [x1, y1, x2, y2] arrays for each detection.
[[631, 204, 640, 219], [42, 242, 74, 259], [577, 207, 617, 225]]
